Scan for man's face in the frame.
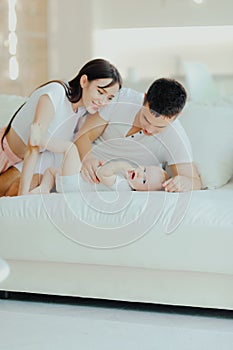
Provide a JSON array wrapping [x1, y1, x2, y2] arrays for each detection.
[[138, 102, 176, 136]]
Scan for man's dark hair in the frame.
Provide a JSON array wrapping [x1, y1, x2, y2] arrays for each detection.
[[144, 78, 187, 118]]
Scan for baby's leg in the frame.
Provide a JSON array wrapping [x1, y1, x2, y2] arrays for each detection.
[[6, 174, 42, 196], [30, 167, 57, 194], [61, 143, 82, 176]]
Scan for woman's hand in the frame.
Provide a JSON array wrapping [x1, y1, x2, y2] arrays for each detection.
[[80, 154, 104, 183]]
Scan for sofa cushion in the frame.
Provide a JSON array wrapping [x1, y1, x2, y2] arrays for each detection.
[[179, 101, 233, 189], [1, 182, 233, 275]]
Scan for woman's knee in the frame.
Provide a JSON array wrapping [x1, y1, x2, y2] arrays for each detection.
[[5, 178, 20, 197], [4, 173, 42, 196], [0, 167, 20, 196]]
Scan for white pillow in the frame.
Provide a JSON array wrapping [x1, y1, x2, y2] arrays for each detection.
[[0, 94, 27, 127], [182, 61, 220, 104], [179, 101, 233, 189]]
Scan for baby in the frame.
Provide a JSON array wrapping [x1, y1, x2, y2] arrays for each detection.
[[29, 123, 168, 194], [96, 160, 168, 191]]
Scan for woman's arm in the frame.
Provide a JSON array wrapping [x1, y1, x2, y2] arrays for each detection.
[[18, 95, 55, 195], [18, 146, 40, 195], [30, 122, 74, 153], [30, 122, 82, 177], [74, 113, 108, 183]]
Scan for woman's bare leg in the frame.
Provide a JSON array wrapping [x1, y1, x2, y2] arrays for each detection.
[[4, 177, 20, 196], [5, 174, 42, 196], [0, 167, 20, 196]]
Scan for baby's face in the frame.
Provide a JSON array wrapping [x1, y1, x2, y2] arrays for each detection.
[[126, 165, 167, 191]]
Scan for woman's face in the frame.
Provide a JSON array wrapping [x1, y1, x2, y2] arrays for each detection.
[[126, 165, 167, 191], [80, 76, 119, 114]]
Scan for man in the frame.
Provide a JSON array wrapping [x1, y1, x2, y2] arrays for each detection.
[[75, 78, 202, 192]]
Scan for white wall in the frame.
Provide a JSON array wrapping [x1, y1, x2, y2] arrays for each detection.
[[92, 0, 233, 28], [93, 26, 233, 76], [47, 0, 94, 80], [47, 0, 233, 94]]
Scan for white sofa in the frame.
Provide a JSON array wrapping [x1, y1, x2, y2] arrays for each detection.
[[0, 94, 233, 310]]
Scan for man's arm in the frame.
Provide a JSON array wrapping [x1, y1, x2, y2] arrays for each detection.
[[163, 162, 202, 192], [74, 113, 108, 183]]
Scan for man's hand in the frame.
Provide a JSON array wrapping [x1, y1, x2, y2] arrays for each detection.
[[81, 154, 104, 183], [166, 163, 202, 192], [162, 175, 197, 192]]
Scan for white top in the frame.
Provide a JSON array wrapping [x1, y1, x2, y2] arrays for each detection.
[[11, 82, 87, 146], [56, 173, 131, 193], [98, 87, 193, 167]]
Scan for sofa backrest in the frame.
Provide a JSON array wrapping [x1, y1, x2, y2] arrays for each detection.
[[0, 94, 27, 128], [179, 100, 233, 189]]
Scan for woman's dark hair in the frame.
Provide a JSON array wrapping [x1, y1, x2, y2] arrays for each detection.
[[144, 78, 187, 118], [1, 58, 122, 149], [67, 58, 122, 102]]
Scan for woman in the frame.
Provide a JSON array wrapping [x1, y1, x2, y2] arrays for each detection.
[[0, 58, 122, 196]]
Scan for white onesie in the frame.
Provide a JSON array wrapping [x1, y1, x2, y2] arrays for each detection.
[[56, 173, 131, 193]]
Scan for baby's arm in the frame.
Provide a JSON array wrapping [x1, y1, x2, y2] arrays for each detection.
[[96, 160, 132, 187]]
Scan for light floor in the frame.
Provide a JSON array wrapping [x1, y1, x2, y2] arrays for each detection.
[[0, 293, 233, 350]]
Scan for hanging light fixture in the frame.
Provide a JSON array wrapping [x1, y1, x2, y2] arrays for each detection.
[[193, 0, 204, 4], [8, 0, 19, 80]]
